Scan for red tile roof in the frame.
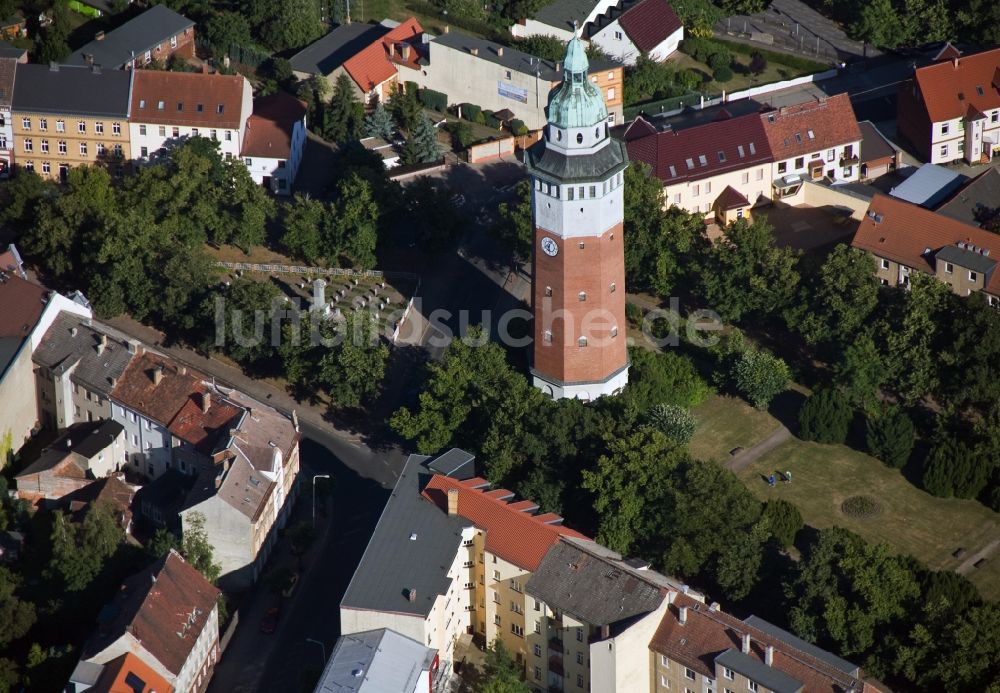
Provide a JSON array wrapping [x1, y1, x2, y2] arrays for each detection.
[[715, 185, 750, 209], [422, 475, 587, 571], [651, 594, 864, 693], [0, 274, 46, 339], [84, 550, 220, 677], [91, 652, 174, 693], [130, 71, 248, 129], [343, 17, 422, 92], [851, 193, 1000, 294], [760, 93, 862, 160], [619, 0, 682, 53], [167, 393, 241, 454], [910, 47, 1000, 123], [241, 91, 307, 159]]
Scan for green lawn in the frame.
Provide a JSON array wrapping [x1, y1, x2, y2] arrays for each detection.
[[667, 50, 819, 95], [737, 439, 1000, 600], [688, 394, 782, 462]]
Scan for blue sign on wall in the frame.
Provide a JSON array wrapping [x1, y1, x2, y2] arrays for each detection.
[[498, 81, 528, 103]]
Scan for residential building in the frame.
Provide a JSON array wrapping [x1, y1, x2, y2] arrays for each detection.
[[67, 651, 174, 693], [937, 166, 1000, 228], [360, 136, 401, 168], [588, 0, 683, 65], [241, 91, 308, 195], [857, 120, 901, 181], [625, 93, 863, 219], [897, 45, 1000, 165], [526, 35, 629, 400], [888, 163, 965, 208], [408, 28, 624, 129], [128, 70, 252, 163], [62, 474, 136, 533], [14, 419, 125, 504], [0, 15, 25, 40], [0, 47, 29, 176], [650, 593, 877, 693], [512, 0, 622, 41], [852, 193, 1000, 302], [526, 537, 694, 692], [68, 5, 196, 70], [73, 550, 221, 693], [314, 629, 437, 693], [290, 18, 424, 103], [0, 277, 91, 460], [11, 63, 132, 180]]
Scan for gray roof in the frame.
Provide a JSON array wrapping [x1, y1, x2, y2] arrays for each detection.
[[427, 448, 475, 479], [340, 454, 469, 617], [289, 23, 388, 76], [526, 137, 629, 182], [742, 616, 860, 676], [889, 163, 966, 208], [315, 629, 437, 692], [33, 313, 136, 397], [715, 648, 803, 693], [526, 537, 675, 626], [16, 419, 123, 477], [432, 30, 621, 82], [935, 243, 997, 274], [0, 41, 26, 60], [937, 167, 1000, 227], [533, 0, 599, 32], [12, 63, 132, 117], [857, 120, 897, 164], [67, 5, 194, 69]]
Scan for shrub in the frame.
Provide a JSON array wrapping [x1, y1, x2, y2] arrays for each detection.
[[446, 120, 474, 149], [798, 387, 852, 444], [483, 110, 501, 129], [865, 406, 915, 468], [508, 119, 528, 136], [749, 50, 768, 75], [460, 102, 482, 123], [707, 50, 731, 72], [922, 436, 989, 499], [730, 348, 789, 410], [627, 347, 711, 411], [763, 499, 803, 546], [713, 65, 734, 83], [645, 403, 696, 444], [841, 495, 882, 518], [418, 88, 448, 112]]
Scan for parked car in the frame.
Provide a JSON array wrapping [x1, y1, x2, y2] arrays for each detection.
[[259, 607, 280, 634]]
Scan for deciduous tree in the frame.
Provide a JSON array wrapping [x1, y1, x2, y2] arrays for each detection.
[[182, 512, 222, 583], [729, 347, 789, 410]]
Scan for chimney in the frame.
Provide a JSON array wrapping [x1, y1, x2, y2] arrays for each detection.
[[679, 606, 688, 624], [443, 25, 450, 33], [741, 633, 751, 654], [97, 333, 108, 355], [408, 588, 417, 602], [497, 46, 504, 57], [91, 64, 101, 75], [402, 44, 411, 61], [95, 30, 105, 41], [470, 47, 478, 56], [953, 56, 959, 68], [447, 487, 459, 515], [70, 326, 78, 337], [49, 62, 59, 72], [153, 365, 163, 386], [555, 61, 561, 71], [765, 645, 774, 666], [84, 53, 93, 65], [201, 391, 211, 414]]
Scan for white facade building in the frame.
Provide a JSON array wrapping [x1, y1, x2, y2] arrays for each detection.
[[241, 91, 308, 195]]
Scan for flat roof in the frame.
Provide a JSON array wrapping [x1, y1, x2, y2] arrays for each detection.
[[316, 629, 437, 692], [888, 163, 966, 208]]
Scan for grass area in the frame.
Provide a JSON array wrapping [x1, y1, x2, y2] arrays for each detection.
[[737, 438, 1000, 600], [668, 50, 819, 95], [688, 394, 782, 462]]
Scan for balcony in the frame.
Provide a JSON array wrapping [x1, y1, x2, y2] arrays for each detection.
[[548, 656, 565, 677], [548, 637, 564, 654]]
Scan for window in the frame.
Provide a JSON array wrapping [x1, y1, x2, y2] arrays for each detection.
[[42, 161, 50, 175], [945, 262, 954, 274], [576, 652, 584, 664], [661, 655, 669, 666], [723, 668, 734, 681], [614, 30, 623, 39], [748, 683, 758, 692], [567, 186, 574, 201], [705, 181, 711, 194], [993, 112, 999, 124], [40, 139, 49, 153], [970, 271, 978, 282], [777, 162, 787, 174], [577, 675, 584, 688], [881, 258, 890, 270], [96, 143, 105, 156], [511, 601, 522, 613], [112, 122, 121, 135], [56, 120, 65, 132], [39, 118, 47, 131], [673, 193, 681, 205], [693, 184, 700, 196], [578, 336, 588, 347], [225, 130, 233, 141], [197, 103, 205, 113], [941, 123, 950, 135], [494, 614, 501, 626], [20, 117, 29, 129], [578, 241, 585, 249], [510, 578, 521, 592], [718, 150, 726, 162], [139, 124, 146, 136], [211, 129, 218, 140], [192, 128, 199, 136], [78, 121, 86, 134], [58, 141, 66, 154], [543, 331, 553, 343], [533, 644, 542, 657], [685, 668, 696, 681], [607, 87, 615, 100], [511, 623, 524, 637], [756, 168, 764, 181], [143, 50, 151, 62], [170, 35, 178, 48], [79, 142, 87, 156], [23, 161, 33, 172], [794, 157, 805, 169], [742, 171, 750, 184], [661, 675, 670, 687], [940, 144, 948, 157], [22, 138, 31, 152], [576, 629, 584, 642], [578, 292, 587, 301], [493, 570, 500, 580]]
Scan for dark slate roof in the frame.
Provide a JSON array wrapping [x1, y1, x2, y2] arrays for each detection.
[[67, 5, 194, 69], [12, 64, 132, 117], [288, 23, 388, 76], [526, 137, 628, 183], [0, 41, 26, 60], [935, 243, 998, 274], [33, 313, 136, 398], [715, 649, 804, 693], [533, 0, 598, 32], [0, 56, 16, 109], [16, 419, 123, 477], [858, 120, 897, 164], [340, 454, 469, 617], [937, 167, 1000, 227], [526, 537, 678, 626], [434, 30, 621, 82], [426, 448, 476, 480], [742, 616, 860, 676]]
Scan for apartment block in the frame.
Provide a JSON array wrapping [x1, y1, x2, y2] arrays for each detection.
[[68, 5, 196, 70]]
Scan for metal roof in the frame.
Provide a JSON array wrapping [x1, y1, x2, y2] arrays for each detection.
[[315, 628, 437, 692], [715, 648, 804, 693], [340, 454, 469, 617], [288, 23, 388, 76], [526, 136, 628, 182], [12, 63, 131, 117], [935, 243, 997, 274], [426, 447, 475, 479], [67, 5, 194, 69], [888, 163, 966, 208], [548, 34, 608, 128], [742, 616, 860, 676]]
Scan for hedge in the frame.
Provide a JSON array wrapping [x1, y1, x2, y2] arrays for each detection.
[[509, 119, 528, 136], [460, 102, 484, 124], [483, 110, 501, 129], [712, 37, 831, 72], [418, 88, 448, 112]]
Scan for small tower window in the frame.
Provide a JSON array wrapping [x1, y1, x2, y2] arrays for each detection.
[[610, 282, 616, 292], [576, 133, 584, 144], [567, 187, 574, 201], [578, 337, 588, 347], [611, 326, 619, 337], [556, 129, 562, 141], [545, 286, 553, 297], [589, 185, 596, 197], [595, 127, 600, 138], [544, 331, 553, 343], [578, 292, 587, 301], [578, 242, 585, 249]]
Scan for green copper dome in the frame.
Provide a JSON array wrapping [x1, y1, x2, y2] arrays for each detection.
[[547, 34, 608, 129]]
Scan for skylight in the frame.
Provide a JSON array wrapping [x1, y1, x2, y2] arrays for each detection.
[[718, 151, 726, 162], [698, 154, 707, 166], [976, 86, 985, 96], [807, 129, 815, 139], [737, 145, 745, 158], [668, 165, 677, 177], [686, 158, 694, 169], [749, 142, 756, 155], [795, 133, 803, 143]]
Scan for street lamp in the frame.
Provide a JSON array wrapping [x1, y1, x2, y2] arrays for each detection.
[[306, 637, 326, 667], [312, 474, 331, 527]]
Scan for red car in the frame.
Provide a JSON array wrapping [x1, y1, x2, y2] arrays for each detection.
[[259, 607, 280, 634]]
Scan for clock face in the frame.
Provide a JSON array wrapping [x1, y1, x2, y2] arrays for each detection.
[[541, 237, 559, 257]]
